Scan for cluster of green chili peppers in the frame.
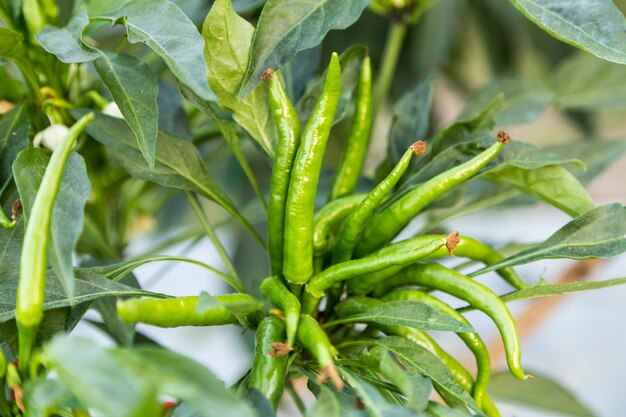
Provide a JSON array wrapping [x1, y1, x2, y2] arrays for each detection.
[[115, 53, 527, 416]]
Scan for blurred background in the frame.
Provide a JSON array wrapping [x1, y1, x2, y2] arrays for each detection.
[[71, 0, 626, 415]]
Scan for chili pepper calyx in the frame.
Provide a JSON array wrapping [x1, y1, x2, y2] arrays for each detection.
[[409, 140, 427, 155], [261, 68, 275, 81], [443, 231, 460, 255], [317, 364, 344, 390], [11, 199, 22, 222], [269, 342, 293, 357], [497, 130, 511, 144]]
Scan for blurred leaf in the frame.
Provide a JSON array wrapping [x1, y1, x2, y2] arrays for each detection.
[[472, 77, 555, 125], [0, 103, 28, 192], [490, 371, 596, 417], [339, 367, 416, 417], [245, 389, 276, 417], [475, 204, 626, 274], [13, 148, 91, 299], [0, 27, 24, 59], [388, 73, 434, 164], [23, 378, 77, 417], [117, 0, 215, 101], [374, 337, 481, 414], [202, 0, 276, 158], [507, 0, 626, 64], [554, 53, 626, 110], [0, 269, 157, 323], [239, 0, 370, 97], [116, 348, 256, 417], [308, 385, 343, 417], [547, 140, 626, 184], [73, 110, 258, 239], [36, 11, 99, 63], [95, 51, 159, 167], [297, 44, 368, 126], [329, 301, 473, 332], [45, 336, 161, 417], [426, 402, 472, 417]]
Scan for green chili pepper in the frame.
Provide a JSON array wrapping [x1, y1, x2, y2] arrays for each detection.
[[328, 56, 372, 201], [116, 294, 261, 327], [15, 113, 94, 369], [296, 314, 343, 389], [332, 141, 426, 264], [283, 53, 341, 285], [0, 210, 15, 229], [248, 316, 289, 409], [260, 276, 301, 347], [303, 238, 445, 314], [382, 289, 491, 408], [267, 70, 301, 277], [354, 134, 510, 256], [349, 233, 528, 295], [385, 263, 525, 380]]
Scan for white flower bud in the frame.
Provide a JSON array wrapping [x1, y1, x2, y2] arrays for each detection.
[[33, 124, 69, 151], [102, 101, 124, 119]]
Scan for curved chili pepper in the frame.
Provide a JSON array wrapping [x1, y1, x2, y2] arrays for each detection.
[[296, 314, 343, 389], [260, 276, 301, 348], [283, 53, 342, 285]]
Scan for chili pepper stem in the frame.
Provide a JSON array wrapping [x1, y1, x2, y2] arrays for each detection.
[[372, 21, 408, 121]]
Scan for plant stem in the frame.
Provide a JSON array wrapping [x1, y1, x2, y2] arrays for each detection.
[[372, 21, 408, 120], [185, 192, 244, 292], [286, 378, 307, 416]]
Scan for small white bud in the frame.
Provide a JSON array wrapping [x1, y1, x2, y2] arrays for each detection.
[[33, 124, 69, 151], [102, 101, 124, 119]]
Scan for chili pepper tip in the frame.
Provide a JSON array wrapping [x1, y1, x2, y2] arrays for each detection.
[[409, 140, 427, 155], [497, 130, 511, 144], [444, 231, 460, 255], [261, 68, 275, 81]]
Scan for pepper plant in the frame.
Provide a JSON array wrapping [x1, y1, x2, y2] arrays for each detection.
[[1, 0, 626, 416]]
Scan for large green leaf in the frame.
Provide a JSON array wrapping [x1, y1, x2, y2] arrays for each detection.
[[474, 204, 626, 274], [239, 0, 370, 97], [94, 52, 159, 167], [372, 337, 481, 414], [0, 103, 28, 192], [72, 110, 258, 239], [116, 0, 215, 101], [554, 53, 626, 110], [36, 11, 99, 63], [0, 27, 24, 59], [202, 0, 276, 158], [115, 348, 256, 417], [490, 371, 596, 417], [327, 301, 473, 332], [0, 269, 156, 323], [507, 0, 626, 64], [44, 336, 161, 417], [13, 148, 91, 299]]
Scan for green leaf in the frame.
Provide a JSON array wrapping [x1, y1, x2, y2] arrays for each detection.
[[507, 0, 626, 64], [13, 148, 91, 299], [490, 371, 596, 417], [327, 301, 473, 332], [0, 218, 23, 281], [338, 367, 416, 417], [481, 164, 594, 217], [202, 0, 276, 158], [388, 73, 434, 164], [307, 380, 365, 417], [94, 51, 159, 167], [44, 336, 161, 417], [474, 204, 626, 274], [239, 0, 370, 97], [23, 378, 77, 417], [73, 110, 258, 240], [499, 277, 626, 304], [36, 11, 99, 63], [0, 269, 157, 323], [118, 0, 215, 101], [554, 53, 626, 110], [297, 44, 368, 126], [0, 103, 28, 193], [308, 385, 343, 417], [0, 27, 24, 59], [115, 348, 256, 417], [426, 402, 472, 417], [373, 337, 481, 414]]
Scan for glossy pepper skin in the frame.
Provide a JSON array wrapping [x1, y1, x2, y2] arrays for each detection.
[[354, 136, 509, 257], [267, 70, 301, 277], [248, 316, 289, 410], [260, 276, 301, 347], [296, 314, 343, 390], [116, 294, 260, 327], [328, 56, 373, 201], [283, 53, 341, 285]]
